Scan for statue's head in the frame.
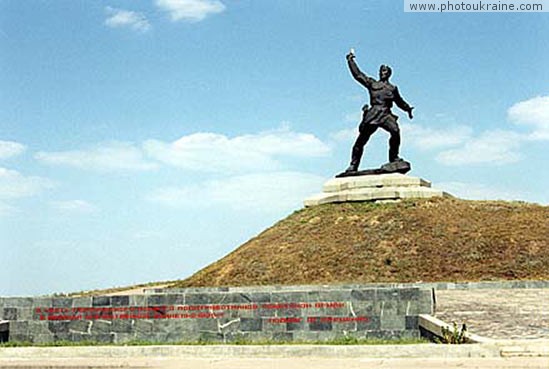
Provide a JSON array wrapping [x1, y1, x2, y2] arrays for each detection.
[[379, 65, 392, 81]]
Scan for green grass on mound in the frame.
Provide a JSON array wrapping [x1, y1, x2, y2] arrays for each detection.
[[173, 198, 549, 288]]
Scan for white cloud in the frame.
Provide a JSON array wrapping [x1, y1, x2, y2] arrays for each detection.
[[155, 0, 225, 22], [425, 95, 549, 166], [0, 167, 54, 200], [147, 171, 324, 212], [0, 201, 17, 216], [144, 127, 331, 173], [508, 95, 549, 140], [438, 181, 527, 202], [332, 123, 472, 152], [344, 111, 362, 123], [401, 123, 472, 150], [331, 127, 357, 142], [50, 200, 98, 214], [105, 7, 151, 32], [35, 142, 158, 172], [132, 230, 164, 240], [436, 130, 523, 166], [0, 140, 26, 159]]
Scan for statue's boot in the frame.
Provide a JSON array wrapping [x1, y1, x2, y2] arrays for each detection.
[[345, 164, 358, 173], [345, 150, 362, 172]]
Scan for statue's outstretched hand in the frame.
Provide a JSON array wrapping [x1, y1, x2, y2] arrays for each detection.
[[346, 52, 355, 61], [408, 107, 414, 120]]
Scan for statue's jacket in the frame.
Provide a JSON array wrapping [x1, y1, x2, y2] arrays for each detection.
[[348, 58, 412, 127]]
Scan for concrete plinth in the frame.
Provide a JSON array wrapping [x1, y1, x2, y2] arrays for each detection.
[[304, 173, 451, 207]]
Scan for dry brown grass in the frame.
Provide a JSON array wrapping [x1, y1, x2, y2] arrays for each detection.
[[173, 198, 549, 288]]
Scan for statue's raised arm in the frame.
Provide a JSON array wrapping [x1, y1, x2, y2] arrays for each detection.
[[346, 50, 375, 89]]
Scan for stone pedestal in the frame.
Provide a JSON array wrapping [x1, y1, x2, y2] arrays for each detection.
[[304, 173, 451, 207]]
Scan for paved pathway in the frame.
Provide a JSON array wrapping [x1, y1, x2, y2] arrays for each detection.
[[435, 289, 549, 339], [2, 357, 549, 369]]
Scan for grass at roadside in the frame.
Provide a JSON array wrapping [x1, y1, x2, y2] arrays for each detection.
[[0, 337, 429, 347]]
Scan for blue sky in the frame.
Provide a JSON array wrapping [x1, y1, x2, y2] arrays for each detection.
[[1, 0, 548, 296]]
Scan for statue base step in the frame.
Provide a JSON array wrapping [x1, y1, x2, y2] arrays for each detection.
[[304, 173, 452, 207]]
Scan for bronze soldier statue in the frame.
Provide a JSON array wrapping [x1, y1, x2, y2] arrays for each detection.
[[344, 49, 414, 173]]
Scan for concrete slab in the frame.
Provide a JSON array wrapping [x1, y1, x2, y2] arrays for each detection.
[[304, 174, 450, 206], [1, 340, 549, 360], [323, 174, 431, 193], [0, 343, 503, 359]]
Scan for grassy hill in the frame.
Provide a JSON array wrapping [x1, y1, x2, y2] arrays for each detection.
[[172, 197, 549, 288]]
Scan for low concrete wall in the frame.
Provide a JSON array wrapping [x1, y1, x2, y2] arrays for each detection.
[[418, 314, 493, 344], [0, 286, 433, 344], [0, 343, 504, 359]]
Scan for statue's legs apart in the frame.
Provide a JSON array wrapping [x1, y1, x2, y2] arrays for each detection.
[[381, 117, 401, 162], [348, 124, 377, 171]]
